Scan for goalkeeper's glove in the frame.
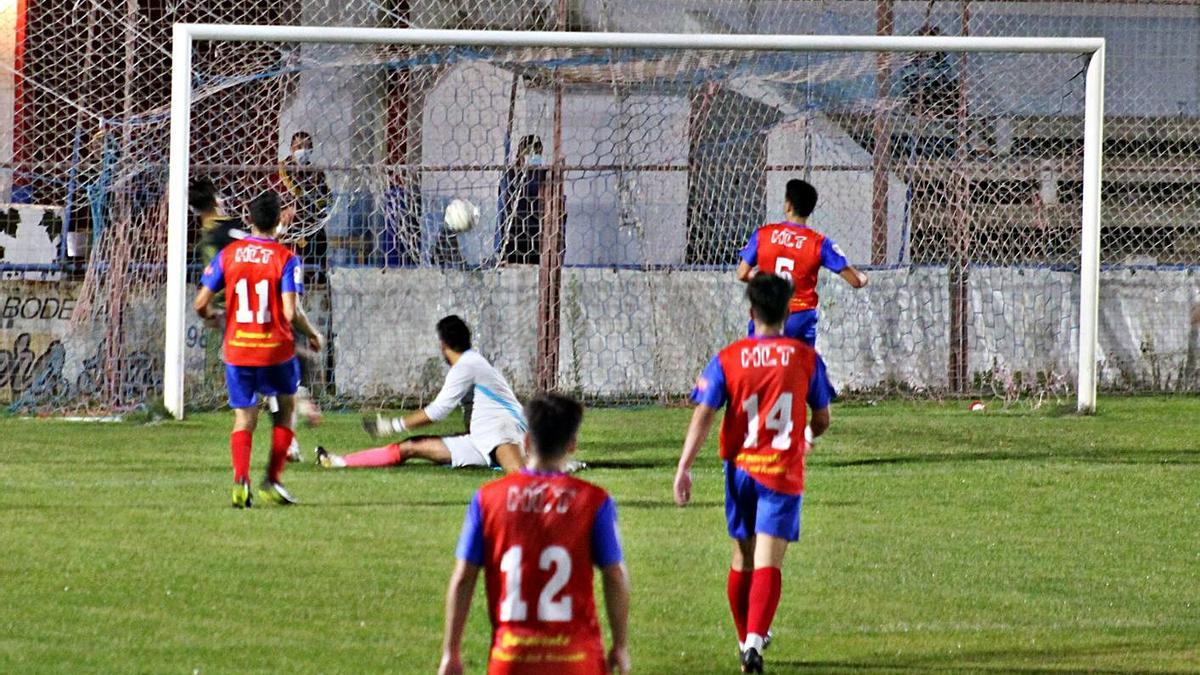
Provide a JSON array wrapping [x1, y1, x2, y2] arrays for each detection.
[[363, 413, 405, 439]]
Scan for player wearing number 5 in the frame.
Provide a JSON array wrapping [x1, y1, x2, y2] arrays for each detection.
[[194, 191, 323, 508], [439, 393, 631, 675], [736, 179, 867, 346], [674, 274, 835, 673]]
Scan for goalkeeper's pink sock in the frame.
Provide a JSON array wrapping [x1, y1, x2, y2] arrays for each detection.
[[342, 444, 404, 468]]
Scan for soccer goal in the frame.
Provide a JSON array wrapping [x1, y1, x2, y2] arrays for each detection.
[[163, 26, 1105, 418]]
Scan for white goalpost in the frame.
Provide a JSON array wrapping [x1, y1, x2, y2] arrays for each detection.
[[163, 25, 1105, 419]]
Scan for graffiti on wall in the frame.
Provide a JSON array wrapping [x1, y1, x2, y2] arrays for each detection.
[[0, 281, 161, 409]]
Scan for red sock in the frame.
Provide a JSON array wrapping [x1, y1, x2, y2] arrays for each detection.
[[746, 567, 783, 641], [727, 568, 753, 643], [230, 430, 252, 483], [342, 444, 405, 468], [268, 426, 294, 483]]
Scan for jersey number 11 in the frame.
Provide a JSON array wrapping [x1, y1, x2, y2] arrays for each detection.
[[233, 278, 271, 325]]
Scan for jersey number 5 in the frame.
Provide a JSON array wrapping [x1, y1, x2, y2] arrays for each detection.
[[233, 279, 271, 325], [775, 257, 795, 279], [741, 393, 795, 450], [499, 545, 574, 622]]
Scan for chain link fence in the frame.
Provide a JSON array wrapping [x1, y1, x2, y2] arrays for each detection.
[[0, 1, 1196, 413]]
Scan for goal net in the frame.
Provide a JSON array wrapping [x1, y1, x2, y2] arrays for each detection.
[[142, 27, 1103, 415], [12, 2, 1200, 420]]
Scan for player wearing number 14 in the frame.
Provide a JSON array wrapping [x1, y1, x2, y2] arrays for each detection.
[[194, 191, 323, 508], [439, 394, 631, 675], [675, 274, 835, 673]]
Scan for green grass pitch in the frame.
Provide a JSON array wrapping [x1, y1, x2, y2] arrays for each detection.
[[1, 398, 1197, 673]]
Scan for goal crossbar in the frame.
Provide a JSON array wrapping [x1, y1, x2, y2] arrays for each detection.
[[164, 25, 1106, 418]]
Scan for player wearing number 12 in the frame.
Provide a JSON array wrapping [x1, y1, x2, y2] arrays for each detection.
[[439, 393, 631, 675], [674, 274, 835, 673], [736, 179, 868, 345], [194, 191, 323, 508]]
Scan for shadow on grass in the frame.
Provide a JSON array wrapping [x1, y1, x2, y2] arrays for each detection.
[[617, 498, 722, 509], [585, 459, 675, 469], [295, 497, 724, 509], [773, 644, 1195, 674], [583, 440, 679, 454], [772, 662, 1193, 674], [820, 448, 1200, 468], [309, 501, 412, 508]]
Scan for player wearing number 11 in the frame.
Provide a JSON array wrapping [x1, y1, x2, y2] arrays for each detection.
[[439, 393, 631, 675], [194, 191, 323, 508], [674, 274, 835, 673], [736, 179, 867, 345]]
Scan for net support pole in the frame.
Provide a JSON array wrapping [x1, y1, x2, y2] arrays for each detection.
[[537, 65, 566, 392], [1076, 43, 1105, 414], [870, 0, 893, 265], [164, 24, 193, 419]]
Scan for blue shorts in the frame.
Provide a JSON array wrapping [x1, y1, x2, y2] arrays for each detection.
[[724, 461, 803, 542], [747, 309, 817, 346], [224, 358, 301, 409]]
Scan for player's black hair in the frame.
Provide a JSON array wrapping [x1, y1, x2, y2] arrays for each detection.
[[291, 130, 313, 147], [188, 176, 218, 213], [785, 179, 818, 218], [525, 392, 584, 461], [248, 190, 281, 232], [747, 274, 793, 326], [436, 315, 472, 353]]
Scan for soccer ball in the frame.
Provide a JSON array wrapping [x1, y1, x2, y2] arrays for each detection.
[[444, 198, 479, 233]]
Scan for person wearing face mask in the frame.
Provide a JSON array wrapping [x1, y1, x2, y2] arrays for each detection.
[[276, 130, 331, 284], [498, 134, 563, 265]]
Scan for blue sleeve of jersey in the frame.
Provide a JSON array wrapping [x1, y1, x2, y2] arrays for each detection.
[[820, 237, 848, 273], [454, 493, 485, 566], [807, 354, 836, 411], [689, 355, 728, 409], [739, 230, 759, 267], [590, 497, 624, 568], [281, 255, 304, 295], [200, 250, 224, 291]]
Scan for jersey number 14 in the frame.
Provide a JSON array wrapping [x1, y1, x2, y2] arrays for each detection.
[[741, 393, 795, 450]]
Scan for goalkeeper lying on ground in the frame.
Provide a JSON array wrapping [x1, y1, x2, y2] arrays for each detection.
[[316, 315, 527, 473]]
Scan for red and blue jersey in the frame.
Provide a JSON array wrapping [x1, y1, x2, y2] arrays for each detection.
[[740, 222, 848, 313], [456, 470, 624, 675], [692, 336, 834, 495], [200, 237, 303, 367]]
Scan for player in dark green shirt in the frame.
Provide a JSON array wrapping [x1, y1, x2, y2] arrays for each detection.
[[190, 177, 247, 308]]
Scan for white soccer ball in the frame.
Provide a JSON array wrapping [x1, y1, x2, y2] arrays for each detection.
[[444, 198, 479, 233]]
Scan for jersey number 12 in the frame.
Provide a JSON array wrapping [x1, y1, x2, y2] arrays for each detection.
[[498, 545, 573, 622]]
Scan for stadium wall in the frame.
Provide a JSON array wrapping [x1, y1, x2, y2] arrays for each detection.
[[328, 267, 1200, 403], [2, 265, 1194, 407]]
